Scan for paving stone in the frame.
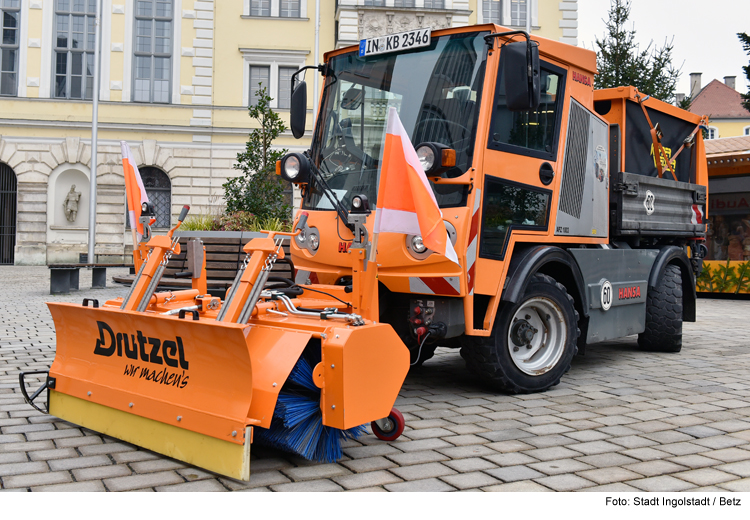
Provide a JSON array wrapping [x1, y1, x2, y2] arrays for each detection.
[[483, 451, 538, 467], [48, 455, 112, 471], [385, 477, 456, 492], [103, 471, 184, 491], [333, 470, 402, 490], [270, 479, 344, 492], [568, 440, 621, 455], [642, 430, 696, 444], [129, 459, 187, 473], [672, 468, 737, 486], [0, 461, 48, 477], [717, 460, 750, 478], [443, 457, 497, 472], [534, 474, 596, 491], [619, 447, 670, 461], [388, 438, 453, 453], [702, 448, 750, 463], [656, 442, 707, 456], [72, 464, 132, 481], [578, 482, 641, 492], [667, 454, 721, 469], [485, 440, 535, 453], [340, 456, 396, 473], [527, 458, 593, 476], [484, 465, 545, 482], [693, 435, 747, 450], [389, 462, 456, 480], [524, 446, 583, 461], [718, 478, 750, 492], [563, 430, 610, 442], [0, 452, 29, 464], [32, 481, 106, 492], [3, 470, 72, 489], [155, 480, 227, 492], [623, 460, 688, 477], [282, 464, 351, 481], [482, 480, 553, 492], [385, 450, 449, 466], [629, 475, 696, 492], [575, 466, 643, 485], [575, 453, 640, 468], [608, 435, 658, 449], [112, 450, 161, 463], [440, 471, 500, 490], [436, 445, 497, 459]]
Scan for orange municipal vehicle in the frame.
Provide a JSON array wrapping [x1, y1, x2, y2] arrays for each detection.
[[21, 24, 708, 480]]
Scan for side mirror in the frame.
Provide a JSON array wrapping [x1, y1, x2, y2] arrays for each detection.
[[502, 40, 540, 112], [290, 80, 307, 139]]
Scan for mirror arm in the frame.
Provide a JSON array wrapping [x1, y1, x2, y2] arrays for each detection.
[[484, 30, 533, 79], [292, 64, 325, 90]]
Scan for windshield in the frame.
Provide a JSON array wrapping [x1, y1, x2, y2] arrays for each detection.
[[304, 31, 488, 212]]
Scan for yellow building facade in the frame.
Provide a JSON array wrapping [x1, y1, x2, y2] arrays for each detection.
[[0, 0, 579, 265]]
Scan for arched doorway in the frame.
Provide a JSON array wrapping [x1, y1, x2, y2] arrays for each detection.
[[0, 163, 17, 265], [126, 167, 171, 229]]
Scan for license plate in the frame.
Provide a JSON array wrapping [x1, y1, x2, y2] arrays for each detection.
[[359, 28, 431, 58]]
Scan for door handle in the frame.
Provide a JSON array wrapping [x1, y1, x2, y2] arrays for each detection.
[[540, 162, 554, 185]]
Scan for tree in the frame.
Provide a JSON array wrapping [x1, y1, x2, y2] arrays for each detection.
[[223, 85, 291, 221], [594, 0, 681, 103], [739, 32, 750, 112], [677, 95, 692, 111]]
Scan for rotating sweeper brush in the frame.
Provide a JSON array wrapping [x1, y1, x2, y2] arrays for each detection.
[[20, 207, 409, 480]]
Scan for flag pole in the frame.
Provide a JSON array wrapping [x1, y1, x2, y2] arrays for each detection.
[[88, 0, 102, 264]]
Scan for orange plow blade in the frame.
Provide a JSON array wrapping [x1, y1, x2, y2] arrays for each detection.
[[46, 302, 310, 480]]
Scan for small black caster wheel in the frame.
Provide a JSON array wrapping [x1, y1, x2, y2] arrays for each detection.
[[371, 408, 405, 441]]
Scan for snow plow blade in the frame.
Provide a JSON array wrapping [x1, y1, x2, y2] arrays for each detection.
[[46, 302, 311, 481]]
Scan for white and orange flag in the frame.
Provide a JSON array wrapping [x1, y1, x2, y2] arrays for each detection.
[[121, 141, 149, 240], [373, 107, 459, 265]]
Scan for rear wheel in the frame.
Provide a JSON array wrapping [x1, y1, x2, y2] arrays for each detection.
[[638, 264, 683, 352], [460, 274, 579, 394], [371, 408, 405, 442]]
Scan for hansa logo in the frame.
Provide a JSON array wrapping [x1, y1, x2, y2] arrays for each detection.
[[643, 190, 655, 215], [93, 321, 191, 389]]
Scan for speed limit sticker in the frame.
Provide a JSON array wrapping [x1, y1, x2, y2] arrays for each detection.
[[600, 280, 613, 311]]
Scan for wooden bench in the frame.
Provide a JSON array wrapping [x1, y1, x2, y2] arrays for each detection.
[[112, 233, 293, 297], [48, 263, 133, 294]]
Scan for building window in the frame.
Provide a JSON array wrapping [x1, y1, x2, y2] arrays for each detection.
[[280, 0, 300, 17], [250, 0, 270, 16], [482, 0, 502, 24], [53, 0, 97, 99], [0, 0, 19, 97], [133, 0, 173, 103], [706, 126, 719, 140], [126, 167, 171, 229], [423, 0, 445, 8], [511, 0, 527, 26], [277, 67, 295, 109], [394, 0, 415, 7], [249, 65, 269, 106], [364, 0, 385, 6], [744, 126, 750, 136]]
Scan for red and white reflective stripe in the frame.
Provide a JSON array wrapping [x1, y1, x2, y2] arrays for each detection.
[[466, 188, 481, 295], [409, 276, 461, 296], [691, 204, 704, 225], [294, 270, 319, 285]]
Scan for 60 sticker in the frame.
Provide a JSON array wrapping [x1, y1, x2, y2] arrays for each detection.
[[600, 280, 613, 311]]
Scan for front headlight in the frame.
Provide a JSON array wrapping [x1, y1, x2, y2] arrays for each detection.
[[284, 155, 300, 179], [309, 232, 320, 251], [416, 145, 435, 172]]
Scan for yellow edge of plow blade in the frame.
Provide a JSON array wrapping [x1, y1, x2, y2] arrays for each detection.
[[50, 390, 251, 481]]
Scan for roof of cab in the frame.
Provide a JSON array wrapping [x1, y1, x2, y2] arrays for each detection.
[[324, 24, 597, 74]]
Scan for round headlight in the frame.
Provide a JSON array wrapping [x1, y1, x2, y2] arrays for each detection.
[[411, 235, 427, 253], [284, 155, 301, 179], [352, 196, 362, 209], [416, 145, 435, 172], [309, 232, 320, 251]]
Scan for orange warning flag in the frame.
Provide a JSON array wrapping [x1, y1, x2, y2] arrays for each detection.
[[374, 107, 459, 264], [121, 141, 149, 240]]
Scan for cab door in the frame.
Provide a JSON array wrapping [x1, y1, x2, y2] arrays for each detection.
[[472, 59, 568, 303]]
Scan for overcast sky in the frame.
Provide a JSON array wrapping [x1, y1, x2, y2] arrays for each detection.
[[576, 0, 749, 97]]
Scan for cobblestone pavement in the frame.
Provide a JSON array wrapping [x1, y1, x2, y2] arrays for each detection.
[[2, 266, 750, 492]]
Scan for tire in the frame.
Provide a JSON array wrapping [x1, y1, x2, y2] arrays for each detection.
[[638, 264, 683, 352], [371, 408, 405, 442], [460, 274, 580, 394]]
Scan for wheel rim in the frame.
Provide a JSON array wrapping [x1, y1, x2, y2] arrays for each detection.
[[374, 417, 395, 433], [507, 296, 566, 376]]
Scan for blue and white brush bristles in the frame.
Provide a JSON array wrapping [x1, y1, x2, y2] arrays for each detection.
[[254, 355, 367, 462]]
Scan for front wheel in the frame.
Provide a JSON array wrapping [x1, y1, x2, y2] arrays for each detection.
[[460, 274, 580, 394], [371, 408, 405, 442]]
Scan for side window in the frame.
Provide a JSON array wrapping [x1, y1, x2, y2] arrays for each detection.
[[489, 61, 566, 161], [480, 176, 551, 260]]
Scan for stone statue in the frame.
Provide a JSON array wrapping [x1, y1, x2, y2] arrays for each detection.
[[63, 184, 82, 222]]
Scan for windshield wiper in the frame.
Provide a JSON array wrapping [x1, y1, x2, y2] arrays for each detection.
[[306, 153, 353, 231]]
